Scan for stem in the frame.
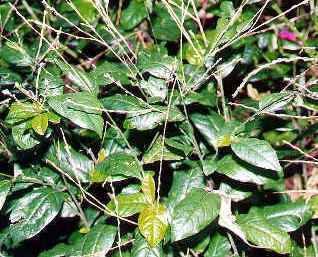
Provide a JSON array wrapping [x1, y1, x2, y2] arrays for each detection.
[[216, 73, 229, 121]]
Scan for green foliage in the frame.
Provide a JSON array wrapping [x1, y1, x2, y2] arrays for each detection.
[[0, 0, 317, 256]]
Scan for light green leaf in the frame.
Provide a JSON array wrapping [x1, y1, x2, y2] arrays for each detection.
[[9, 188, 64, 244], [143, 135, 183, 164], [47, 92, 104, 137], [0, 180, 11, 210], [142, 175, 156, 204], [31, 113, 48, 136], [68, 224, 117, 257], [12, 120, 42, 149], [204, 232, 232, 257], [131, 230, 164, 257], [138, 203, 168, 247], [171, 188, 220, 242], [0, 41, 33, 67], [121, 0, 148, 30], [106, 192, 148, 217], [92, 152, 142, 182], [237, 208, 292, 254], [5, 102, 38, 124], [231, 138, 281, 171], [45, 142, 93, 183]]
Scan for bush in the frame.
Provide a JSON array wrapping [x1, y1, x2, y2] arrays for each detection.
[[0, 0, 318, 256]]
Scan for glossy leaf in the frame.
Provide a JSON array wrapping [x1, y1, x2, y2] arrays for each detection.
[[120, 0, 148, 30], [9, 188, 64, 244], [47, 92, 104, 137], [45, 142, 93, 183], [171, 188, 220, 242], [217, 154, 278, 185], [32, 113, 48, 136], [0, 180, 11, 210], [124, 106, 184, 131], [38, 243, 68, 257], [204, 232, 232, 257], [141, 77, 167, 100], [231, 138, 281, 171], [92, 152, 142, 182], [237, 208, 292, 254], [259, 93, 295, 112], [68, 224, 117, 257], [107, 192, 148, 217], [5, 102, 38, 124], [12, 120, 42, 149], [54, 59, 98, 95], [143, 136, 183, 164], [131, 231, 164, 257], [167, 165, 205, 210], [101, 94, 149, 113], [142, 175, 156, 204], [259, 198, 314, 232], [138, 203, 168, 247]]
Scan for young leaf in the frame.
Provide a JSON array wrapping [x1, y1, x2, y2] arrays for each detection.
[[68, 224, 117, 256], [5, 102, 38, 124], [9, 188, 64, 244], [47, 92, 104, 137], [142, 175, 156, 204], [171, 188, 220, 242], [92, 152, 142, 182], [32, 113, 48, 136], [107, 192, 148, 217], [138, 203, 168, 248], [231, 138, 281, 171]]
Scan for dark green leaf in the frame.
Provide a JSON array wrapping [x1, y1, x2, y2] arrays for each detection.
[[237, 208, 291, 254], [143, 135, 183, 164], [204, 232, 232, 257], [231, 138, 281, 171], [0, 41, 33, 67], [92, 152, 142, 182], [9, 188, 64, 244], [47, 92, 104, 137], [131, 230, 164, 257], [0, 180, 11, 210], [121, 0, 148, 30], [45, 142, 93, 183], [259, 93, 295, 113], [217, 154, 278, 185], [171, 188, 220, 241], [68, 224, 117, 257], [101, 94, 149, 113], [38, 243, 68, 257], [54, 59, 98, 95]]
